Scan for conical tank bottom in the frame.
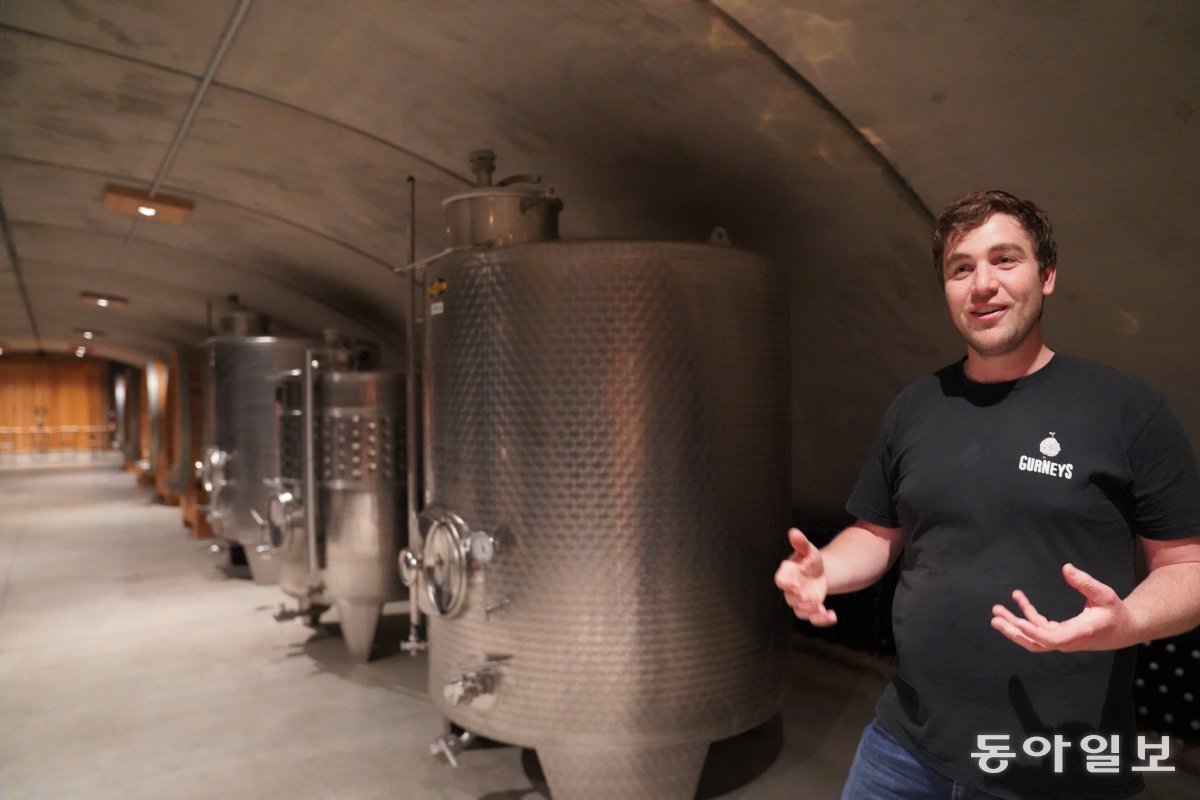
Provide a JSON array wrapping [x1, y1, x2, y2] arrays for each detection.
[[335, 598, 383, 662], [536, 741, 708, 800], [244, 547, 281, 585]]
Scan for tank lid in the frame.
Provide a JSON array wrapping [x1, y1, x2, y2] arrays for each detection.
[[217, 310, 269, 337], [211, 294, 269, 337], [442, 150, 563, 249], [441, 186, 559, 206]]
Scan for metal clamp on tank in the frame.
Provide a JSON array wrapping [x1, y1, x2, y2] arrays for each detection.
[[254, 485, 301, 557], [398, 507, 500, 617]]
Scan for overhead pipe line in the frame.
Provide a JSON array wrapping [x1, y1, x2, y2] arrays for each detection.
[[99, 0, 256, 300]]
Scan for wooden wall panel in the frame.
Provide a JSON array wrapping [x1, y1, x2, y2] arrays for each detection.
[[0, 355, 110, 452], [155, 355, 182, 505]]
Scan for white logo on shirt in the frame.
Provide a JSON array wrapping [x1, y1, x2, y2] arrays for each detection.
[[1019, 432, 1073, 479]]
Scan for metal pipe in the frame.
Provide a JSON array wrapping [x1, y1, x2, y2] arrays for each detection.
[[407, 175, 416, 266], [303, 348, 319, 579], [148, 0, 256, 198], [421, 261, 435, 509], [403, 176, 425, 652], [97, 0, 255, 303]]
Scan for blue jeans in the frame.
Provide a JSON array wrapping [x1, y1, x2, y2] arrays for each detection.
[[841, 722, 1005, 800]]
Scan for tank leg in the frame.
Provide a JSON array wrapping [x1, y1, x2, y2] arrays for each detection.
[[536, 741, 708, 800], [335, 598, 383, 662], [304, 605, 328, 629], [243, 546, 281, 585]]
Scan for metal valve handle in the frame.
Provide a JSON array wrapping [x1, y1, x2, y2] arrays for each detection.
[[256, 490, 298, 556], [402, 507, 504, 618]]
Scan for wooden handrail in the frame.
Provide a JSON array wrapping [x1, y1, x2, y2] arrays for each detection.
[[0, 424, 116, 454]]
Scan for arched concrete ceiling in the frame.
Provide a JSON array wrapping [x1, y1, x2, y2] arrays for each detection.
[[1, 1, 1197, 513]]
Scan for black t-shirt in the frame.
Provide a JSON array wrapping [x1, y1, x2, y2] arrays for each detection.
[[847, 354, 1200, 799]]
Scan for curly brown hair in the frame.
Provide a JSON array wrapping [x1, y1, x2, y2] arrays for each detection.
[[932, 190, 1057, 280]]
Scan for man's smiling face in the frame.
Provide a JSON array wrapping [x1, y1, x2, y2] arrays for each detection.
[[942, 213, 1057, 360]]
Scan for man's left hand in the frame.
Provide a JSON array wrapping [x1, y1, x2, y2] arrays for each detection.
[[991, 563, 1139, 652]]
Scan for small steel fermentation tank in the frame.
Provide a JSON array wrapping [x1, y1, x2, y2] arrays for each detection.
[[265, 332, 406, 661], [202, 302, 312, 584], [400, 153, 791, 799]]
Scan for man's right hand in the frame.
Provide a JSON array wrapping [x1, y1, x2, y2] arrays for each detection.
[[774, 527, 837, 626]]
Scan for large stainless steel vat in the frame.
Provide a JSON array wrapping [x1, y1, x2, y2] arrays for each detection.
[[267, 345, 405, 661], [205, 333, 310, 584], [318, 369, 405, 660], [407, 238, 790, 799]]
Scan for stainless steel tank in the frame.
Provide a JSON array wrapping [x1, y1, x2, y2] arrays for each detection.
[[404, 236, 790, 799], [267, 367, 312, 612], [317, 369, 405, 661], [204, 328, 311, 585], [263, 336, 404, 661]]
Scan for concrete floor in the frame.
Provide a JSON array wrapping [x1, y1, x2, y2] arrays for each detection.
[[0, 465, 1195, 799]]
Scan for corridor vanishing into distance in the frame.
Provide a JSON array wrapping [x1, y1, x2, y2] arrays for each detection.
[[1, 465, 1195, 799]]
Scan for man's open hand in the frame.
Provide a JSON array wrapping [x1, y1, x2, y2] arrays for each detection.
[[775, 528, 837, 627], [991, 563, 1139, 652]]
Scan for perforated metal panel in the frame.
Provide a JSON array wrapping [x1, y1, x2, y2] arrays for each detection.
[[318, 412, 398, 483], [421, 240, 790, 797], [276, 375, 304, 483]]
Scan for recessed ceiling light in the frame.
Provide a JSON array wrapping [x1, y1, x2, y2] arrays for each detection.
[[75, 346, 87, 357], [83, 331, 94, 339], [102, 184, 193, 224], [81, 291, 128, 309]]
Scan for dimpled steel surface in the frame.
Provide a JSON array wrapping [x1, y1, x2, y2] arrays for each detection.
[[423, 240, 790, 797], [208, 336, 310, 584]]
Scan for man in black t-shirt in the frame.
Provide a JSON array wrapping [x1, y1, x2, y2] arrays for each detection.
[[775, 191, 1200, 799]]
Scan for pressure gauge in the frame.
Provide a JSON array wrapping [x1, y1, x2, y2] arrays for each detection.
[[468, 531, 497, 566]]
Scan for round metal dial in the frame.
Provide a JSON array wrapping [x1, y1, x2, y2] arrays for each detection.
[[422, 519, 467, 616], [468, 531, 496, 565]]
